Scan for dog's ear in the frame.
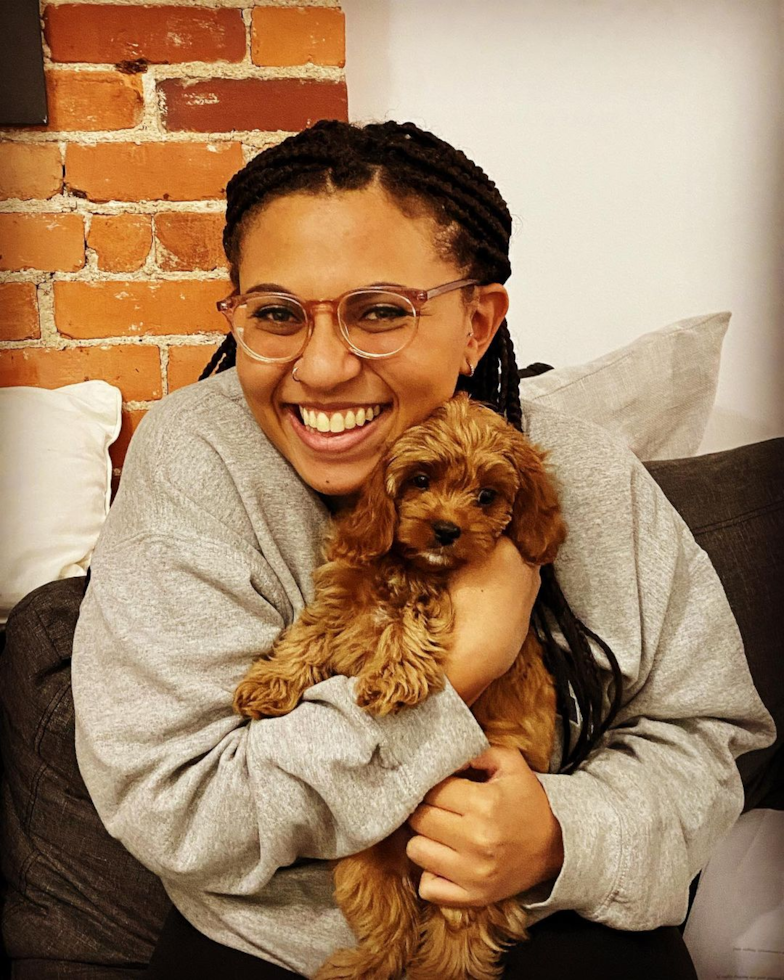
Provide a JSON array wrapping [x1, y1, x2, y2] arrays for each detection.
[[507, 432, 567, 565], [327, 458, 396, 564]]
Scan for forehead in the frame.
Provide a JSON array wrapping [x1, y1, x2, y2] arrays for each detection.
[[237, 186, 459, 296]]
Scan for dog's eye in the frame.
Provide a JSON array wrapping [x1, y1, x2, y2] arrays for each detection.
[[477, 488, 497, 506], [411, 473, 430, 490]]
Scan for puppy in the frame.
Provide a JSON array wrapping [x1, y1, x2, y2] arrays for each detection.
[[234, 392, 565, 980]]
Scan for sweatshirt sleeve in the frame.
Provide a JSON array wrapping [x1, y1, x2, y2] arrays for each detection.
[[71, 398, 489, 897], [521, 457, 776, 930]]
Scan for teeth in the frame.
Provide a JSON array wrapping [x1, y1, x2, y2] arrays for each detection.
[[298, 404, 384, 433]]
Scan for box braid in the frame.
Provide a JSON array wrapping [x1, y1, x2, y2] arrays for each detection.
[[201, 119, 622, 772]]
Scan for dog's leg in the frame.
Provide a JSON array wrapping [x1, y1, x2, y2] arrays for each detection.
[[314, 828, 422, 980], [406, 900, 529, 980], [353, 599, 452, 717], [233, 615, 335, 719]]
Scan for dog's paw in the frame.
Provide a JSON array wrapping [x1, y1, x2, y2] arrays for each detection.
[[354, 669, 438, 716], [233, 675, 300, 719]]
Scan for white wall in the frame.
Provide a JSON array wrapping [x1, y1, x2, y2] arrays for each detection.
[[343, 0, 784, 452]]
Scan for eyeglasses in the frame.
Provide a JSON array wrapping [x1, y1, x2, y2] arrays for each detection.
[[216, 278, 479, 363]]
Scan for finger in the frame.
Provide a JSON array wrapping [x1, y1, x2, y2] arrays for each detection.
[[420, 774, 483, 813], [418, 870, 477, 908], [407, 801, 464, 848], [406, 834, 466, 885]]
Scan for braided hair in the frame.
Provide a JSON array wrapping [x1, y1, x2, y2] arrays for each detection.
[[201, 119, 622, 772]]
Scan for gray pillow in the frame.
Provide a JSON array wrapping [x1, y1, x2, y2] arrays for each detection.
[[520, 312, 729, 460]]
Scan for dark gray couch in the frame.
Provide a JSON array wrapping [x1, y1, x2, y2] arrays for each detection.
[[1, 438, 782, 978]]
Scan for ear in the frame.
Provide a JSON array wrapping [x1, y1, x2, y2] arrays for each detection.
[[327, 459, 396, 564], [462, 284, 509, 374], [507, 433, 567, 565]]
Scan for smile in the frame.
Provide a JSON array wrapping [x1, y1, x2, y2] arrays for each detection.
[[299, 404, 384, 433], [285, 403, 391, 455]]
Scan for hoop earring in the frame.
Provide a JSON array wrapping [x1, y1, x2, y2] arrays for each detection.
[[466, 362, 475, 378]]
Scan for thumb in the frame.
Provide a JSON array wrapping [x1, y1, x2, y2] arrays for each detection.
[[469, 745, 528, 778]]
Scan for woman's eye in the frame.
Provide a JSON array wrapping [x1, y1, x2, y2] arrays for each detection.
[[411, 474, 430, 490], [477, 488, 497, 506], [360, 304, 409, 323], [251, 305, 299, 323]]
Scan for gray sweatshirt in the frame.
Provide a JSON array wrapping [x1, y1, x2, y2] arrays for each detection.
[[71, 369, 775, 977]]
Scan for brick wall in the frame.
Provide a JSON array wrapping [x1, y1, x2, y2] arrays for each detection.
[[0, 0, 347, 472]]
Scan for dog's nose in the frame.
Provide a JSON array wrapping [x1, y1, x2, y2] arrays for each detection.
[[432, 521, 462, 546]]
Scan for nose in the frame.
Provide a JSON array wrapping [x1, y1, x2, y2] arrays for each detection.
[[294, 308, 361, 389], [432, 521, 462, 546]]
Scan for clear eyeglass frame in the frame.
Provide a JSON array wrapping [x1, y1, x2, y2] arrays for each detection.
[[216, 277, 479, 364]]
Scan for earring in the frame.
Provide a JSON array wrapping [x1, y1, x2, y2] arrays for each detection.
[[466, 362, 475, 378], [292, 362, 301, 382]]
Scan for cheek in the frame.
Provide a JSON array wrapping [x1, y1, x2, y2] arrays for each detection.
[[385, 323, 469, 411], [236, 358, 285, 415]]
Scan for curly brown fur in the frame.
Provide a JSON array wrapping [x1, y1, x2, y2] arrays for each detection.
[[234, 393, 564, 979]]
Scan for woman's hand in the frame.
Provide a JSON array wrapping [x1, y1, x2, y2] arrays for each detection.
[[444, 536, 541, 705], [405, 746, 564, 906]]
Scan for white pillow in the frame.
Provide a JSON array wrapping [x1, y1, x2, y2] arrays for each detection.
[[0, 381, 121, 624], [519, 312, 730, 460]]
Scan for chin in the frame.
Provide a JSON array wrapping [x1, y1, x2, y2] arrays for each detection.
[[298, 463, 373, 499]]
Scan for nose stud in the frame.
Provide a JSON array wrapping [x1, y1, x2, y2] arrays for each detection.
[[432, 521, 462, 546]]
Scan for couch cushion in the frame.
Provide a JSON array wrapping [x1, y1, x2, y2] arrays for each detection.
[[645, 438, 784, 810], [0, 577, 170, 978]]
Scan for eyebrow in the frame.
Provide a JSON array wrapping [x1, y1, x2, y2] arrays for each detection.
[[243, 280, 406, 295]]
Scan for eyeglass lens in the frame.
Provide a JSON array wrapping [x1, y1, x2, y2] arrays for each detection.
[[234, 290, 418, 359]]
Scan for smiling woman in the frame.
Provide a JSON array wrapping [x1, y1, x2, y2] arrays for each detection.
[[70, 120, 774, 980], [222, 186, 505, 497]]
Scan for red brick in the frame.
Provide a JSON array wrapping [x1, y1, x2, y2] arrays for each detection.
[[110, 406, 146, 470], [88, 214, 152, 272], [0, 283, 40, 340], [160, 78, 348, 133], [44, 5, 245, 65], [168, 342, 221, 391], [252, 7, 345, 68], [155, 212, 226, 271], [53, 279, 231, 338], [0, 345, 161, 401], [0, 143, 62, 200], [65, 142, 244, 202], [0, 213, 84, 272], [44, 70, 144, 132]]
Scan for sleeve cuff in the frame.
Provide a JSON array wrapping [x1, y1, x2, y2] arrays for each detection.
[[361, 676, 491, 807], [293, 675, 490, 847], [520, 771, 626, 923]]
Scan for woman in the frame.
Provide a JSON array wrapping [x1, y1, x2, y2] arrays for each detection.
[[71, 120, 774, 980]]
